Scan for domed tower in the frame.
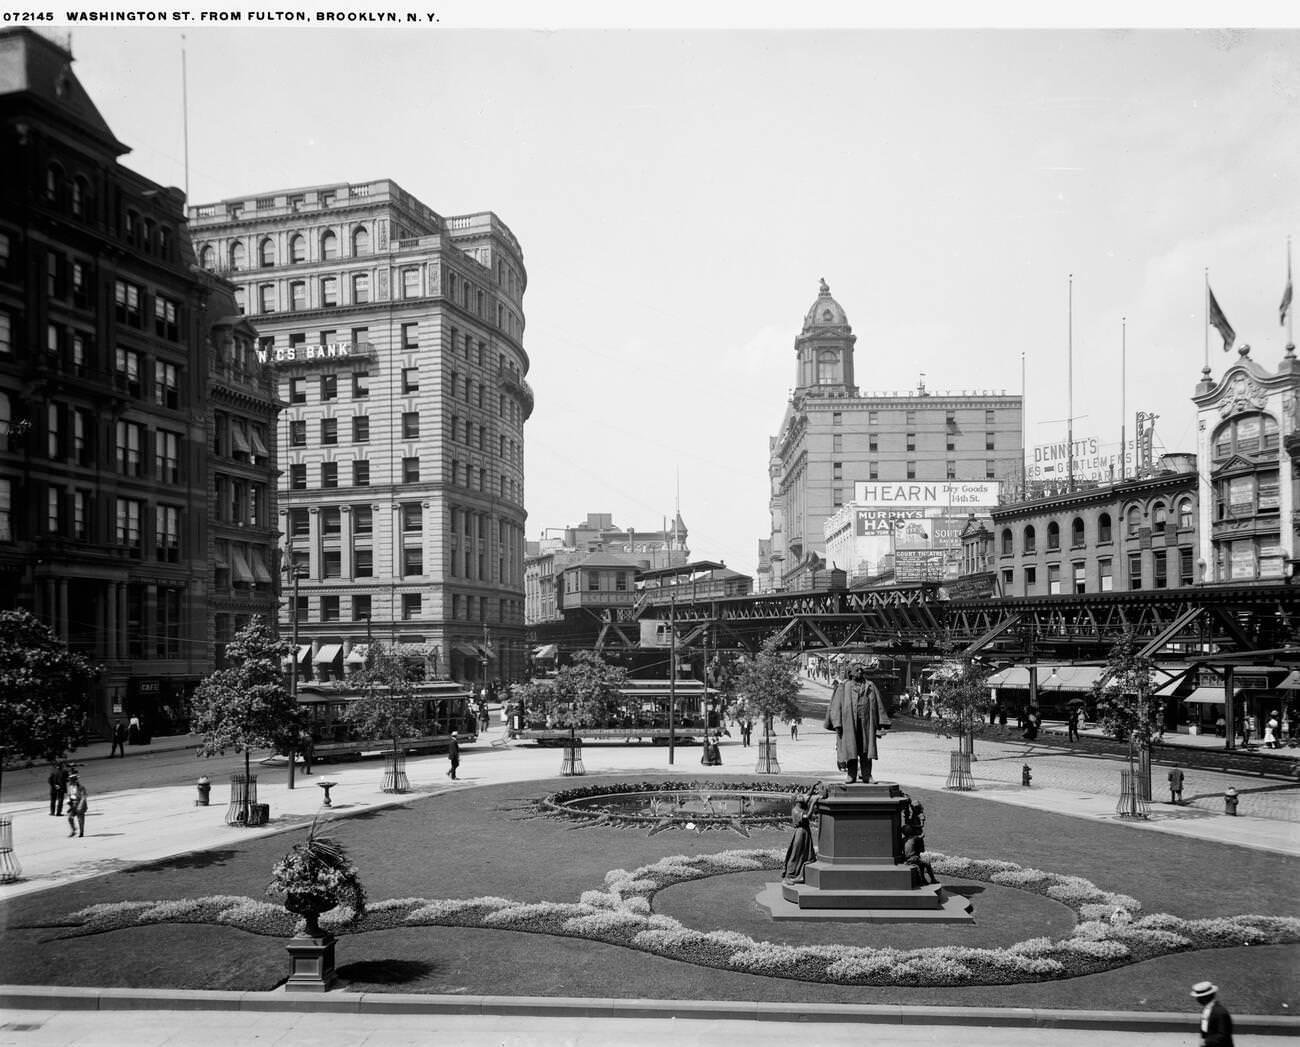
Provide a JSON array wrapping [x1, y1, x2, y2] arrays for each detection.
[[794, 278, 858, 398]]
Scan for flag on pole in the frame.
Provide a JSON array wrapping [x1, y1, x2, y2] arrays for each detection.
[[1208, 284, 1235, 351], [1282, 258, 1293, 326]]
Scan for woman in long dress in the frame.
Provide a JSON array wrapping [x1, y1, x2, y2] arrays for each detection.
[[782, 782, 827, 884]]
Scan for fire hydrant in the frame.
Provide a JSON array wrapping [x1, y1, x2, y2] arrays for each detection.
[[1224, 787, 1239, 816], [195, 776, 211, 806], [1022, 764, 1032, 787]]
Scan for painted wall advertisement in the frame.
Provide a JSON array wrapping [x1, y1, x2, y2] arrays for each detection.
[[1027, 436, 1135, 482]]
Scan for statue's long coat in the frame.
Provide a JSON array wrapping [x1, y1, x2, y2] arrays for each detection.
[[824, 679, 891, 765]]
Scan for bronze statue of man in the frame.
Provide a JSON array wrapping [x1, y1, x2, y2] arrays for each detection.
[[824, 665, 892, 783]]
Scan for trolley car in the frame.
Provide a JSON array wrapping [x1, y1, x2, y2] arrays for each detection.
[[508, 678, 720, 745], [295, 679, 478, 761]]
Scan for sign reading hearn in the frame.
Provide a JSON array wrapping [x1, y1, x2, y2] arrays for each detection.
[[852, 481, 1001, 509], [256, 341, 375, 366]]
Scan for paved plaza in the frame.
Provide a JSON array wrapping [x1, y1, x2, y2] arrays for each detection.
[[2, 681, 1298, 1044]]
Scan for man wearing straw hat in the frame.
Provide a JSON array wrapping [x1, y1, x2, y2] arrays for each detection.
[[1189, 980, 1234, 1046]]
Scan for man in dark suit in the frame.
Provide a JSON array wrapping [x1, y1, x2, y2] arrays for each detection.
[[446, 732, 460, 780], [109, 721, 127, 758], [1190, 980, 1234, 1046]]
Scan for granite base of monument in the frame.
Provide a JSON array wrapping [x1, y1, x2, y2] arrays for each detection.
[[757, 781, 974, 923]]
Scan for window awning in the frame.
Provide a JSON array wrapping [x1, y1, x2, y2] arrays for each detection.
[[1276, 670, 1300, 690], [455, 642, 481, 658], [533, 643, 558, 659], [986, 666, 1030, 688], [249, 428, 269, 458], [1183, 687, 1227, 704], [1153, 667, 1195, 697], [231, 548, 254, 584], [1038, 666, 1107, 692], [345, 643, 370, 665], [251, 552, 272, 584], [315, 643, 343, 664], [213, 548, 229, 568], [295, 644, 312, 664], [231, 425, 251, 455]]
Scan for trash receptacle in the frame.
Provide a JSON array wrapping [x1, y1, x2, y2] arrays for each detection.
[[248, 803, 270, 827], [195, 777, 211, 806]]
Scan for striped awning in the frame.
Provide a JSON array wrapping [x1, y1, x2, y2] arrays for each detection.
[[1183, 687, 1227, 704], [345, 644, 371, 665], [314, 643, 343, 664], [251, 552, 272, 584], [1038, 666, 1107, 692], [249, 428, 269, 458], [231, 425, 251, 455], [231, 548, 254, 584]]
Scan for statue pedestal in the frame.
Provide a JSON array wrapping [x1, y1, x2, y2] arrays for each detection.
[[284, 933, 337, 991], [759, 782, 973, 923]]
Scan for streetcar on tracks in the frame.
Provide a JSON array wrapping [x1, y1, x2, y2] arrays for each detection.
[[294, 679, 478, 761], [507, 678, 720, 745]]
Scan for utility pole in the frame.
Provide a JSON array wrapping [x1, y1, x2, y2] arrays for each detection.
[[668, 584, 677, 766], [286, 543, 301, 790]]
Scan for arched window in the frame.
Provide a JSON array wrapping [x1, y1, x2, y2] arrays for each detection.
[[1097, 512, 1112, 543], [817, 351, 839, 385], [1151, 502, 1167, 534], [290, 234, 306, 263], [1001, 528, 1013, 556], [199, 245, 216, 271], [1071, 517, 1085, 547], [259, 237, 276, 268], [320, 230, 338, 260], [1126, 506, 1142, 537], [229, 241, 246, 271], [352, 225, 370, 256], [1213, 412, 1277, 459], [1023, 525, 1036, 554], [1177, 499, 1193, 530], [1046, 521, 1060, 551]]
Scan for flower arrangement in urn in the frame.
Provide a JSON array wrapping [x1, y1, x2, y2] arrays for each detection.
[[267, 819, 366, 938]]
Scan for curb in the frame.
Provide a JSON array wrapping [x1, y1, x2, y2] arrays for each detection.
[[2, 986, 1298, 1034]]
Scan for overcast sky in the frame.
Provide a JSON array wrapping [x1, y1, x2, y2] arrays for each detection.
[[45, 8, 1300, 575]]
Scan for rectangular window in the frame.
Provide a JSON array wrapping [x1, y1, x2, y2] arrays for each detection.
[[114, 347, 141, 397], [320, 374, 337, 401], [289, 508, 309, 537], [155, 505, 180, 562], [906, 461, 916, 480], [1001, 568, 1014, 592], [352, 460, 370, 486], [289, 420, 306, 447], [402, 593, 422, 620], [1154, 550, 1169, 589], [353, 595, 372, 621], [402, 268, 419, 298], [354, 548, 373, 577], [321, 277, 337, 306], [401, 322, 419, 349], [1129, 552, 1143, 590], [352, 273, 369, 304], [946, 460, 956, 480], [153, 361, 179, 408], [115, 497, 142, 554], [322, 551, 341, 578], [985, 409, 996, 425], [906, 432, 916, 451], [352, 371, 369, 398], [321, 595, 340, 621], [294, 596, 308, 622], [402, 411, 420, 439], [72, 490, 88, 541], [259, 284, 275, 313], [115, 420, 142, 475], [832, 487, 843, 507], [403, 546, 423, 576], [867, 433, 877, 453], [986, 460, 997, 479], [402, 503, 422, 531], [402, 456, 420, 483], [155, 430, 180, 483], [289, 377, 306, 404], [47, 486, 61, 534], [47, 402, 63, 460], [290, 464, 307, 489], [353, 416, 370, 442], [289, 282, 306, 311], [321, 461, 338, 488], [1099, 558, 1113, 592], [985, 431, 995, 451], [868, 461, 879, 480], [114, 280, 142, 326], [1024, 565, 1037, 590], [832, 461, 843, 481], [402, 366, 419, 393], [321, 507, 342, 536], [832, 412, 842, 426], [354, 506, 373, 535], [1073, 562, 1086, 594], [320, 418, 338, 445], [154, 295, 179, 339]]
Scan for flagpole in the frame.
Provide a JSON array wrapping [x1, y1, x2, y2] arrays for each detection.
[[181, 35, 190, 200], [1067, 274, 1074, 493], [1287, 236, 1295, 351], [1120, 317, 1126, 482], [1203, 269, 1210, 374], [1019, 351, 1026, 499]]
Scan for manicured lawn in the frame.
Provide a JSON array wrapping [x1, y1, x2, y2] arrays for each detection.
[[1, 773, 1295, 1014]]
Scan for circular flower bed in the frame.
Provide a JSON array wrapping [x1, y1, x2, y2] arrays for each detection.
[[52, 850, 1300, 987], [538, 779, 798, 834]]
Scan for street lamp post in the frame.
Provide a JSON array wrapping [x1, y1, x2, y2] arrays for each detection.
[[285, 544, 303, 791]]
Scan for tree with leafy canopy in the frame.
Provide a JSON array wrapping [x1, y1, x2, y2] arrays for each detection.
[[344, 643, 423, 786], [1092, 632, 1158, 809], [0, 610, 97, 803], [928, 656, 995, 752], [515, 650, 627, 747], [190, 616, 297, 823], [731, 637, 802, 750]]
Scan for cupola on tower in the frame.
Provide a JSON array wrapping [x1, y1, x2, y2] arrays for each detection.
[[794, 278, 858, 398]]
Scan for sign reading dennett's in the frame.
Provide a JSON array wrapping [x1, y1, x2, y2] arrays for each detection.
[[256, 341, 375, 366]]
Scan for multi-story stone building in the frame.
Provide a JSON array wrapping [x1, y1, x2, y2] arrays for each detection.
[[763, 279, 1023, 590], [188, 181, 532, 683], [0, 28, 279, 732], [524, 512, 689, 626], [1194, 345, 1300, 583]]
